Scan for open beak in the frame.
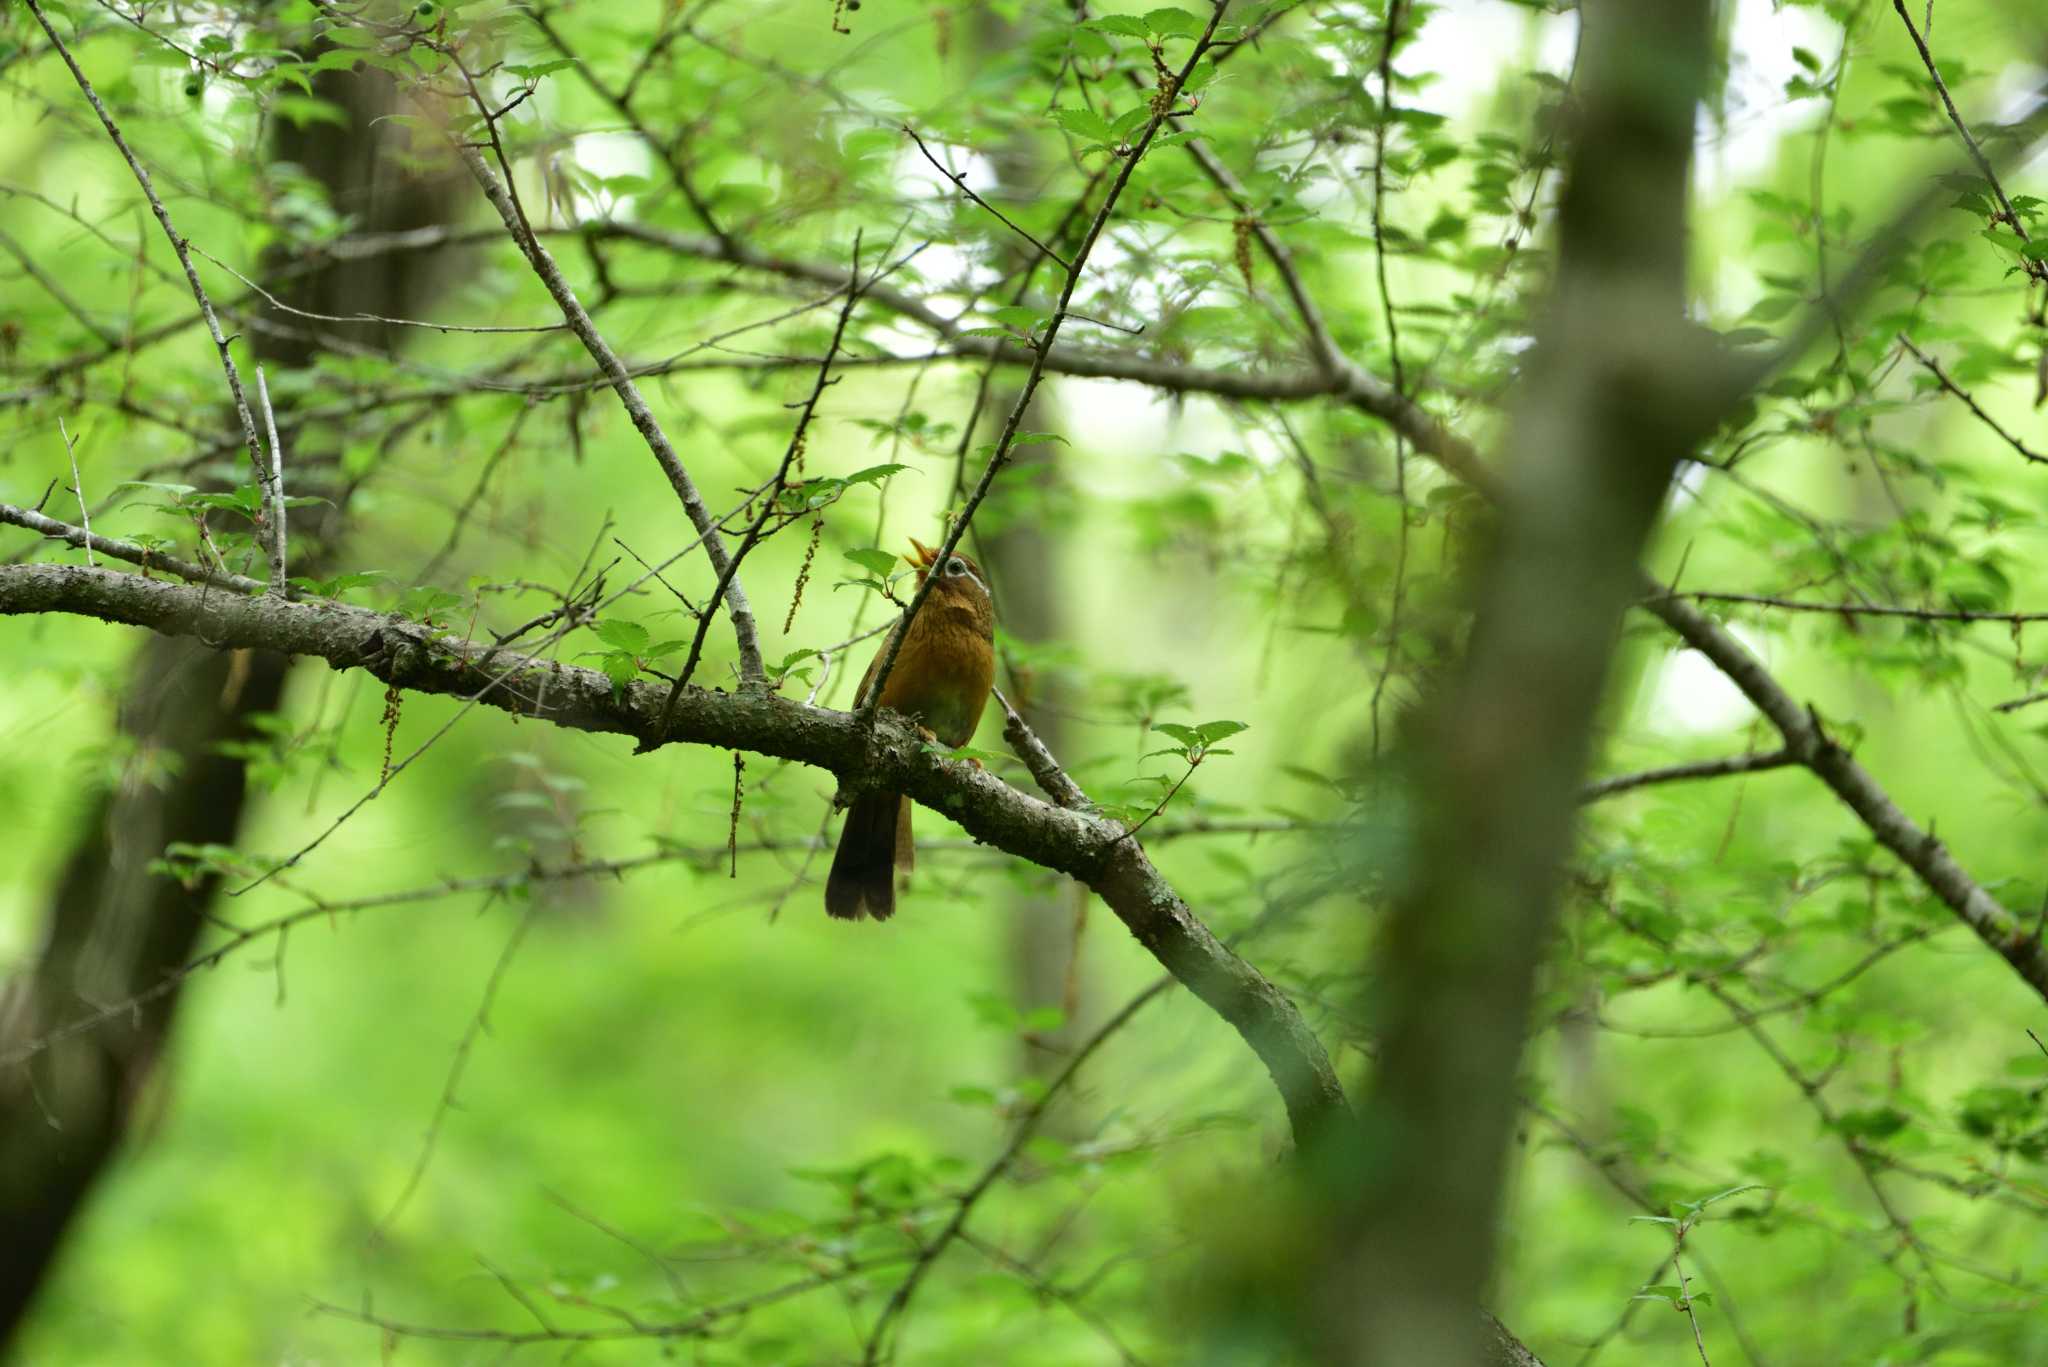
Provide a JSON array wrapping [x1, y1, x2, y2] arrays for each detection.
[[906, 537, 939, 568]]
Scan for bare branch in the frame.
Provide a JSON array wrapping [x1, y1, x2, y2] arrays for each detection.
[[862, 976, 1175, 1365], [1654, 588, 2048, 624], [0, 562, 1346, 1146], [450, 142, 766, 681], [1897, 333, 2046, 464], [1643, 591, 2048, 1000], [254, 367, 286, 595], [1891, 0, 2048, 284], [862, 3, 1235, 712], [1581, 749, 1798, 803], [903, 124, 1072, 272], [0, 500, 260, 592], [57, 419, 92, 569], [22, 0, 274, 500]]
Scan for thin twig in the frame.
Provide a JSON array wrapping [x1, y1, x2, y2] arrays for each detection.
[[1652, 590, 2048, 624], [862, 4, 1233, 714], [0, 499, 254, 591], [1891, 0, 2047, 283], [1582, 749, 1798, 803], [450, 140, 766, 679], [1366, 0, 1410, 758], [376, 901, 539, 1236], [903, 124, 1073, 272], [57, 418, 93, 568], [658, 230, 870, 719], [1896, 333, 2046, 464], [254, 366, 287, 594], [861, 976, 1176, 1366], [189, 242, 569, 335], [23, 0, 274, 499]]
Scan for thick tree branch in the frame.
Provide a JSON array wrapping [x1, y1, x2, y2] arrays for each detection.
[[0, 501, 259, 593], [0, 563, 1346, 1146], [1643, 591, 2048, 1000]]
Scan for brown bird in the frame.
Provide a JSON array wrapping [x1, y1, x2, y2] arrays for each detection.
[[825, 537, 995, 921]]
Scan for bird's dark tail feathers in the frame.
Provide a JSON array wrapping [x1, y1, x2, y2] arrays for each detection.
[[825, 791, 912, 921]]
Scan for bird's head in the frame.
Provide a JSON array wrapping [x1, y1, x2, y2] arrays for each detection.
[[907, 537, 993, 615]]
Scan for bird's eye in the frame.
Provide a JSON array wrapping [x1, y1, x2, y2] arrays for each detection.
[[946, 557, 967, 576]]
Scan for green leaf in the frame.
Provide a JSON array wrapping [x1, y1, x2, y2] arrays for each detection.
[[599, 650, 640, 693], [841, 463, 910, 487], [504, 58, 576, 79], [593, 619, 650, 653], [842, 547, 900, 577], [768, 648, 821, 680], [1010, 431, 1070, 449], [1021, 1005, 1066, 1033], [987, 304, 1050, 332], [288, 570, 389, 598], [396, 586, 466, 623], [1052, 107, 1117, 145], [1831, 1106, 1911, 1142], [186, 486, 264, 519], [1082, 14, 1148, 37], [1145, 6, 1201, 37]]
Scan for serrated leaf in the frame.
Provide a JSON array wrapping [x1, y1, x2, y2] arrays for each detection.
[[843, 547, 900, 576], [1082, 14, 1148, 36], [842, 463, 910, 487], [987, 305, 1049, 331], [1111, 105, 1152, 138], [599, 650, 640, 691], [1145, 6, 1200, 36], [1052, 107, 1117, 144], [593, 619, 650, 653], [504, 58, 575, 79]]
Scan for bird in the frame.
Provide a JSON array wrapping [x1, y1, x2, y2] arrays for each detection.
[[825, 537, 995, 921]]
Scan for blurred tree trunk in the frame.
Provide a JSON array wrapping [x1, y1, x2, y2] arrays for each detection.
[[0, 62, 464, 1349], [970, 6, 1089, 1079], [1317, 2, 1716, 1363]]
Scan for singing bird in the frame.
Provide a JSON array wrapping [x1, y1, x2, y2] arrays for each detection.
[[825, 538, 995, 921]]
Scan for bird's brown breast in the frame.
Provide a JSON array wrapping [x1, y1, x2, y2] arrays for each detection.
[[873, 599, 994, 748]]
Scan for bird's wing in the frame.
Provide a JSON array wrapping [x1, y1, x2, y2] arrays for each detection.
[[851, 614, 906, 710]]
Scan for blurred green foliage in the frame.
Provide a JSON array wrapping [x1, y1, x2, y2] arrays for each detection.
[[3, 0, 2048, 1362]]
